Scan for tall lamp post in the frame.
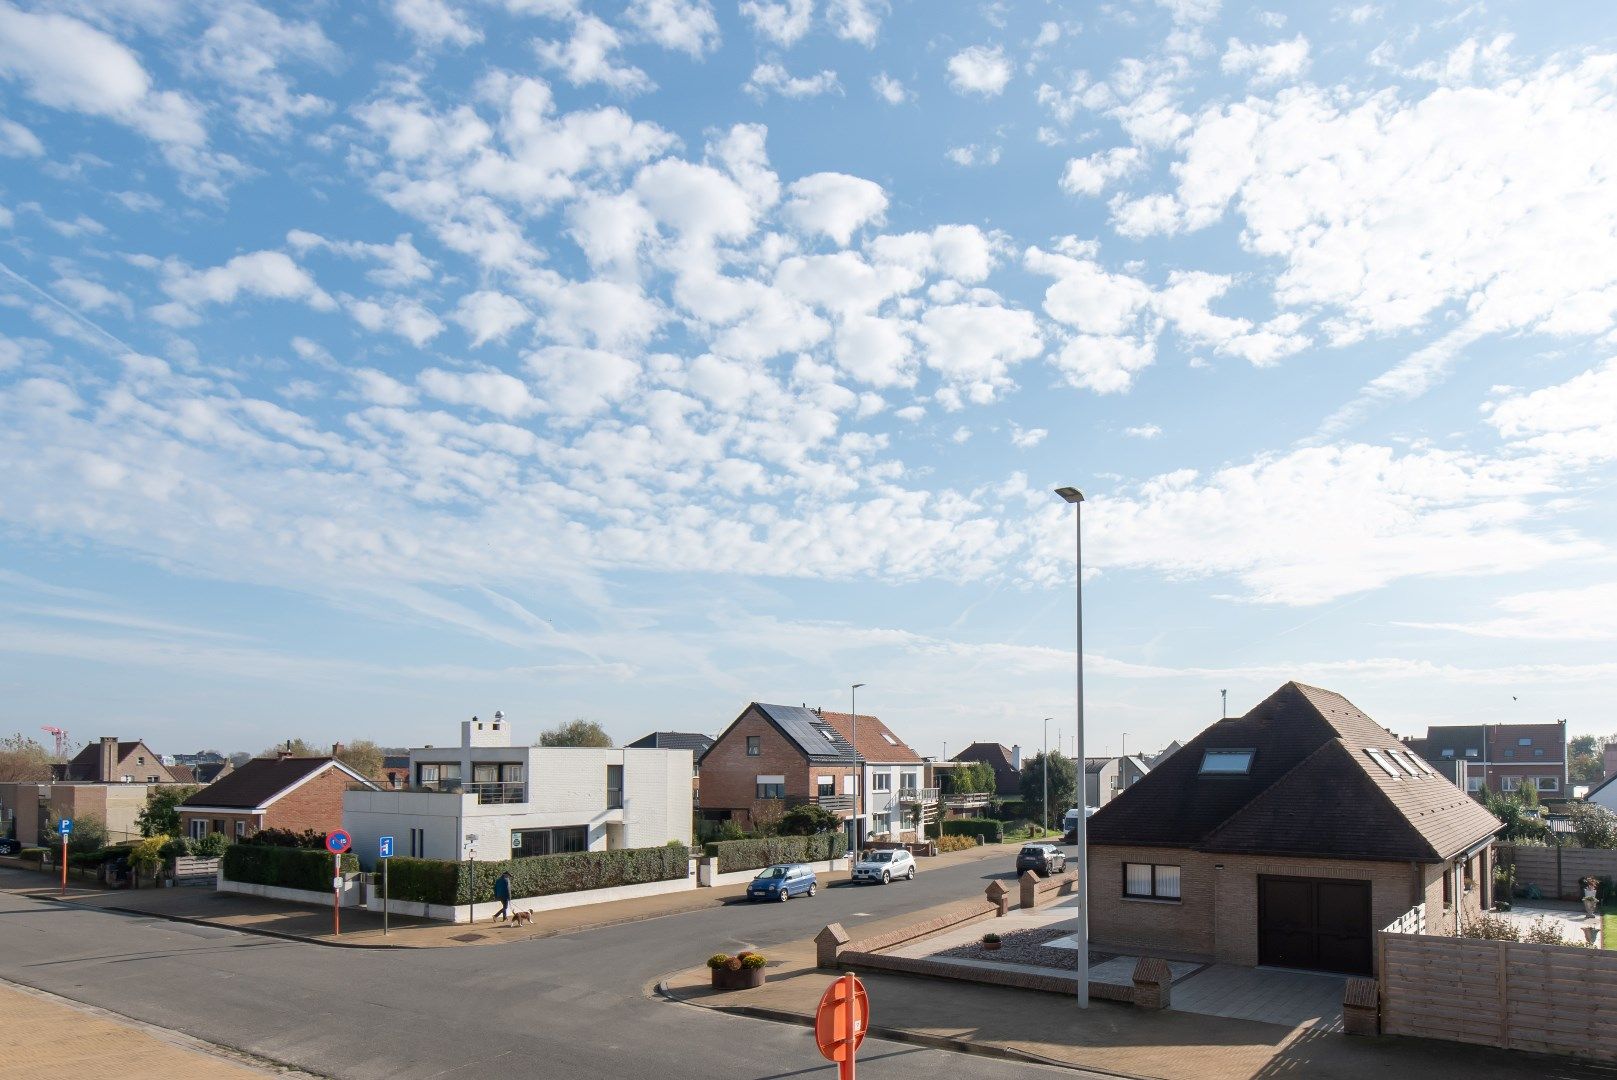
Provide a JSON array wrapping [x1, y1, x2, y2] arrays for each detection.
[[1041, 717, 1054, 834], [1055, 485, 1090, 1009], [851, 683, 866, 854]]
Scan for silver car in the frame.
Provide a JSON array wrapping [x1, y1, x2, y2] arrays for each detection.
[[852, 848, 916, 884]]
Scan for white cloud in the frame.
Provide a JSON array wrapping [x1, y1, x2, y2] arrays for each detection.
[[417, 368, 539, 417], [1157, 0, 1220, 24], [740, 0, 813, 46], [947, 45, 1013, 96], [54, 276, 131, 316], [1404, 582, 1617, 641], [625, 0, 720, 55], [535, 16, 654, 95], [0, 114, 42, 156], [347, 296, 445, 347], [826, 0, 886, 46], [194, 3, 338, 138], [945, 144, 1001, 167], [1124, 424, 1162, 439], [782, 172, 887, 245], [390, 0, 482, 48], [1221, 35, 1311, 84], [1010, 424, 1047, 448], [1060, 147, 1142, 196], [353, 368, 418, 407], [871, 72, 909, 104], [526, 345, 639, 416], [915, 303, 1043, 400], [453, 290, 531, 347], [745, 62, 841, 100], [287, 230, 434, 289], [160, 251, 335, 314]]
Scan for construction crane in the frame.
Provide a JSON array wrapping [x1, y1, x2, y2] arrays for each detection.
[[41, 725, 69, 757]]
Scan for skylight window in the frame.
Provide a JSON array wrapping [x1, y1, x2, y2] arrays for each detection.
[[1402, 752, 1433, 776], [881, 732, 899, 746], [1365, 749, 1402, 778], [1386, 751, 1419, 778], [1199, 750, 1254, 775]]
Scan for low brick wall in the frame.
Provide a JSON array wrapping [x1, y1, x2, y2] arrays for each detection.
[[838, 948, 1134, 1002], [843, 898, 997, 954]]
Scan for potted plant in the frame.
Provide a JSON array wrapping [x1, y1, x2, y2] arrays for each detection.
[[707, 951, 768, 990], [981, 932, 1002, 952]]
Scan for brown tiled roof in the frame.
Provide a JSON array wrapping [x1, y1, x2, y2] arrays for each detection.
[[180, 757, 358, 810], [1089, 682, 1501, 863], [817, 710, 923, 763], [167, 765, 197, 783], [952, 743, 1021, 796]]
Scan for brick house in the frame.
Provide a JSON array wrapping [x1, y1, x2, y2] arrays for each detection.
[[179, 757, 374, 841], [951, 742, 1022, 797], [54, 737, 182, 784], [1404, 721, 1568, 798], [698, 703, 859, 836], [1088, 682, 1501, 976]]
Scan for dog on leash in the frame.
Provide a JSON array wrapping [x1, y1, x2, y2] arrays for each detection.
[[511, 909, 534, 927]]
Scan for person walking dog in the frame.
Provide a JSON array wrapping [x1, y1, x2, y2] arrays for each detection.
[[492, 870, 513, 922]]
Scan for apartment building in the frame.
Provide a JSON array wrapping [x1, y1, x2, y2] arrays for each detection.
[[1404, 720, 1567, 797]]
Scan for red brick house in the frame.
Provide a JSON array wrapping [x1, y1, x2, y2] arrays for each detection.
[[1088, 683, 1501, 976], [698, 703, 859, 834], [54, 737, 182, 783], [178, 757, 374, 841]]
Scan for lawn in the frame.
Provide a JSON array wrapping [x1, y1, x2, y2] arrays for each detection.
[[1000, 824, 1060, 843], [1604, 906, 1616, 950]]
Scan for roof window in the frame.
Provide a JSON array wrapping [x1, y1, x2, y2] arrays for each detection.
[[1199, 749, 1254, 775], [881, 732, 899, 746], [1365, 749, 1402, 778]]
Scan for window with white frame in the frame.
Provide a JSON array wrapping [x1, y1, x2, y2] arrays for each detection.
[[871, 773, 892, 792], [1124, 862, 1181, 900], [1199, 749, 1254, 774], [1467, 776, 1484, 792], [1518, 738, 1532, 747], [234, 820, 247, 838], [1440, 748, 1455, 759], [1501, 776, 1521, 792], [1537, 777, 1560, 792], [900, 771, 918, 790], [188, 818, 206, 840], [746, 736, 761, 756]]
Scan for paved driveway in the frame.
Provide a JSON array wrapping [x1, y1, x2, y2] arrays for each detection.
[[1169, 964, 1346, 1032]]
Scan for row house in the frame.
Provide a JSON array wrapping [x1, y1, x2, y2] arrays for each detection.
[[1404, 720, 1567, 798]]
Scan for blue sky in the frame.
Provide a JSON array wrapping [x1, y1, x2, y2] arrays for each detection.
[[3, 0, 1616, 760]]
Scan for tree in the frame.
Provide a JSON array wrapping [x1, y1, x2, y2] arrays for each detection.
[[1480, 788, 1549, 843], [779, 803, 840, 836], [536, 719, 612, 748], [1570, 733, 1613, 786], [1566, 802, 1617, 849], [940, 760, 995, 795], [258, 738, 321, 758], [334, 739, 386, 778], [0, 733, 54, 782], [66, 813, 107, 855], [136, 785, 201, 837], [1018, 751, 1077, 826]]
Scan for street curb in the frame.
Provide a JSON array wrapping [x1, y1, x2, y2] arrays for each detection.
[[653, 977, 1149, 1079], [45, 896, 413, 950]]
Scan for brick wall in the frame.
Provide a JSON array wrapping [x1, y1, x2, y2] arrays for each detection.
[[699, 707, 853, 828], [1089, 845, 1447, 968], [265, 766, 351, 834]]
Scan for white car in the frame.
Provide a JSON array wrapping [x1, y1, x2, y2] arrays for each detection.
[[852, 848, 916, 884]]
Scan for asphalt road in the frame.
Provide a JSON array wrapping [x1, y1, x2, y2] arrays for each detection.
[[0, 855, 1089, 1080]]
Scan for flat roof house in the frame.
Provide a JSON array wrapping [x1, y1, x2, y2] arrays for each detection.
[[342, 714, 692, 868], [179, 756, 375, 842], [1088, 682, 1501, 976]]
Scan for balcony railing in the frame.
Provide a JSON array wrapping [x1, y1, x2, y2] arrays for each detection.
[[899, 787, 940, 803], [942, 791, 991, 809], [813, 794, 855, 812], [467, 781, 527, 805]]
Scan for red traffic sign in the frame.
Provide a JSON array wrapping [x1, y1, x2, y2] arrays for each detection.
[[325, 830, 352, 854], [814, 974, 868, 1064]]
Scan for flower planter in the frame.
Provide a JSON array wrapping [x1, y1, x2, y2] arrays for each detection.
[[982, 941, 1002, 952], [711, 967, 766, 991]]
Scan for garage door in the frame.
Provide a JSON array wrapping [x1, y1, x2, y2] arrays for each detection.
[[1257, 876, 1372, 975]]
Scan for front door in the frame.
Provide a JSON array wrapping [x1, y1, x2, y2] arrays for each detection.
[[1257, 876, 1372, 975]]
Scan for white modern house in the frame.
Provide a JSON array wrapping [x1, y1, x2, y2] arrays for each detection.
[[343, 714, 692, 869], [818, 710, 935, 842]]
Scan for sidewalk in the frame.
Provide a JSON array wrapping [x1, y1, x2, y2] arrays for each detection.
[[657, 907, 1612, 1080], [0, 979, 302, 1079], [0, 841, 1009, 948]]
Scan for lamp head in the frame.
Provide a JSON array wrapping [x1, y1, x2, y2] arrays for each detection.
[[852, 682, 866, 690], [1054, 486, 1085, 504]]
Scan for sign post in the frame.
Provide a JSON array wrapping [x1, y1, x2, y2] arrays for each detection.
[[58, 818, 73, 894], [378, 835, 394, 936], [815, 973, 868, 1080], [325, 829, 352, 936]]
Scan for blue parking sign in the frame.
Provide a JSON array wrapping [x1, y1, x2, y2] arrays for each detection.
[[58, 818, 73, 836], [379, 835, 394, 859]]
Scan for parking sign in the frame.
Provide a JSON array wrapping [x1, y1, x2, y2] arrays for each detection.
[[58, 818, 73, 836]]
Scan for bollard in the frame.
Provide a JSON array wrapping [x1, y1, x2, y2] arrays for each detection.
[[985, 879, 1010, 916], [1019, 870, 1040, 910]]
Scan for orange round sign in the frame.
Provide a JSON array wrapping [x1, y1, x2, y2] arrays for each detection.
[[814, 974, 869, 1062]]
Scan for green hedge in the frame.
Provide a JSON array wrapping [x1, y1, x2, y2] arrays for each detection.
[[223, 844, 357, 891], [702, 833, 848, 873], [375, 844, 692, 906], [939, 818, 1004, 843], [18, 847, 46, 863]]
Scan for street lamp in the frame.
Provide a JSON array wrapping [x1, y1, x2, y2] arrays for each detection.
[[1054, 484, 1090, 1009], [1041, 717, 1054, 834], [851, 683, 866, 854]]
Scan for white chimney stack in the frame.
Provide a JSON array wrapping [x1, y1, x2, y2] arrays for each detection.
[[462, 712, 512, 749], [1011, 743, 1022, 770]]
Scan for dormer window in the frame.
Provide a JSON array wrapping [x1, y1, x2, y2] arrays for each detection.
[[1199, 749, 1254, 775]]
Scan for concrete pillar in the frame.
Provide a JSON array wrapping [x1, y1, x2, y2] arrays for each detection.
[[1019, 870, 1040, 910], [985, 879, 1010, 916], [816, 923, 850, 968]]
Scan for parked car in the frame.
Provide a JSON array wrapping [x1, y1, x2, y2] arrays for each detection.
[[852, 848, 916, 885], [1016, 843, 1067, 877], [747, 863, 817, 902], [0, 836, 21, 855]]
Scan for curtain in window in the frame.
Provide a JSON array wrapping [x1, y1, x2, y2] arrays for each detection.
[[1154, 865, 1181, 899], [1125, 863, 1153, 896]]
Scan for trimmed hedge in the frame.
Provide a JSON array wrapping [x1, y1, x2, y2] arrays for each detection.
[[703, 833, 847, 873], [223, 843, 358, 891], [374, 843, 692, 906], [939, 818, 1004, 843], [18, 847, 47, 863]]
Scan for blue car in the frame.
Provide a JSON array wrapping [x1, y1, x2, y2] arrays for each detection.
[[747, 863, 817, 902]]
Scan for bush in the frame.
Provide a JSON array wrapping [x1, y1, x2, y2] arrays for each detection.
[[159, 836, 194, 861], [707, 953, 731, 970], [382, 857, 461, 905], [223, 844, 357, 891], [64, 814, 108, 855], [739, 952, 767, 970], [936, 834, 978, 853], [702, 833, 847, 873], [939, 818, 1004, 843], [1567, 802, 1617, 849], [18, 847, 46, 863], [378, 844, 691, 906], [193, 832, 232, 858], [1460, 913, 1522, 941], [240, 827, 329, 850], [1521, 916, 1576, 946], [130, 836, 168, 872], [778, 804, 841, 836]]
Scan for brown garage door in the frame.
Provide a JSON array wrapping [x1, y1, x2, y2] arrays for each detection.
[[1257, 876, 1372, 975]]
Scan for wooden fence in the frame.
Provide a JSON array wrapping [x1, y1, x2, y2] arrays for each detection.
[[1379, 932, 1617, 1061], [173, 856, 220, 887], [1499, 843, 1617, 901]]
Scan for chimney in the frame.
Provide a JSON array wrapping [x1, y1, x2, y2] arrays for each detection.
[[1011, 743, 1021, 770], [463, 713, 512, 749], [1604, 743, 1617, 781], [98, 737, 118, 783], [332, 742, 343, 758]]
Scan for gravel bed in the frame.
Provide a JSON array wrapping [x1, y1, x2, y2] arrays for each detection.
[[935, 926, 1113, 969]]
